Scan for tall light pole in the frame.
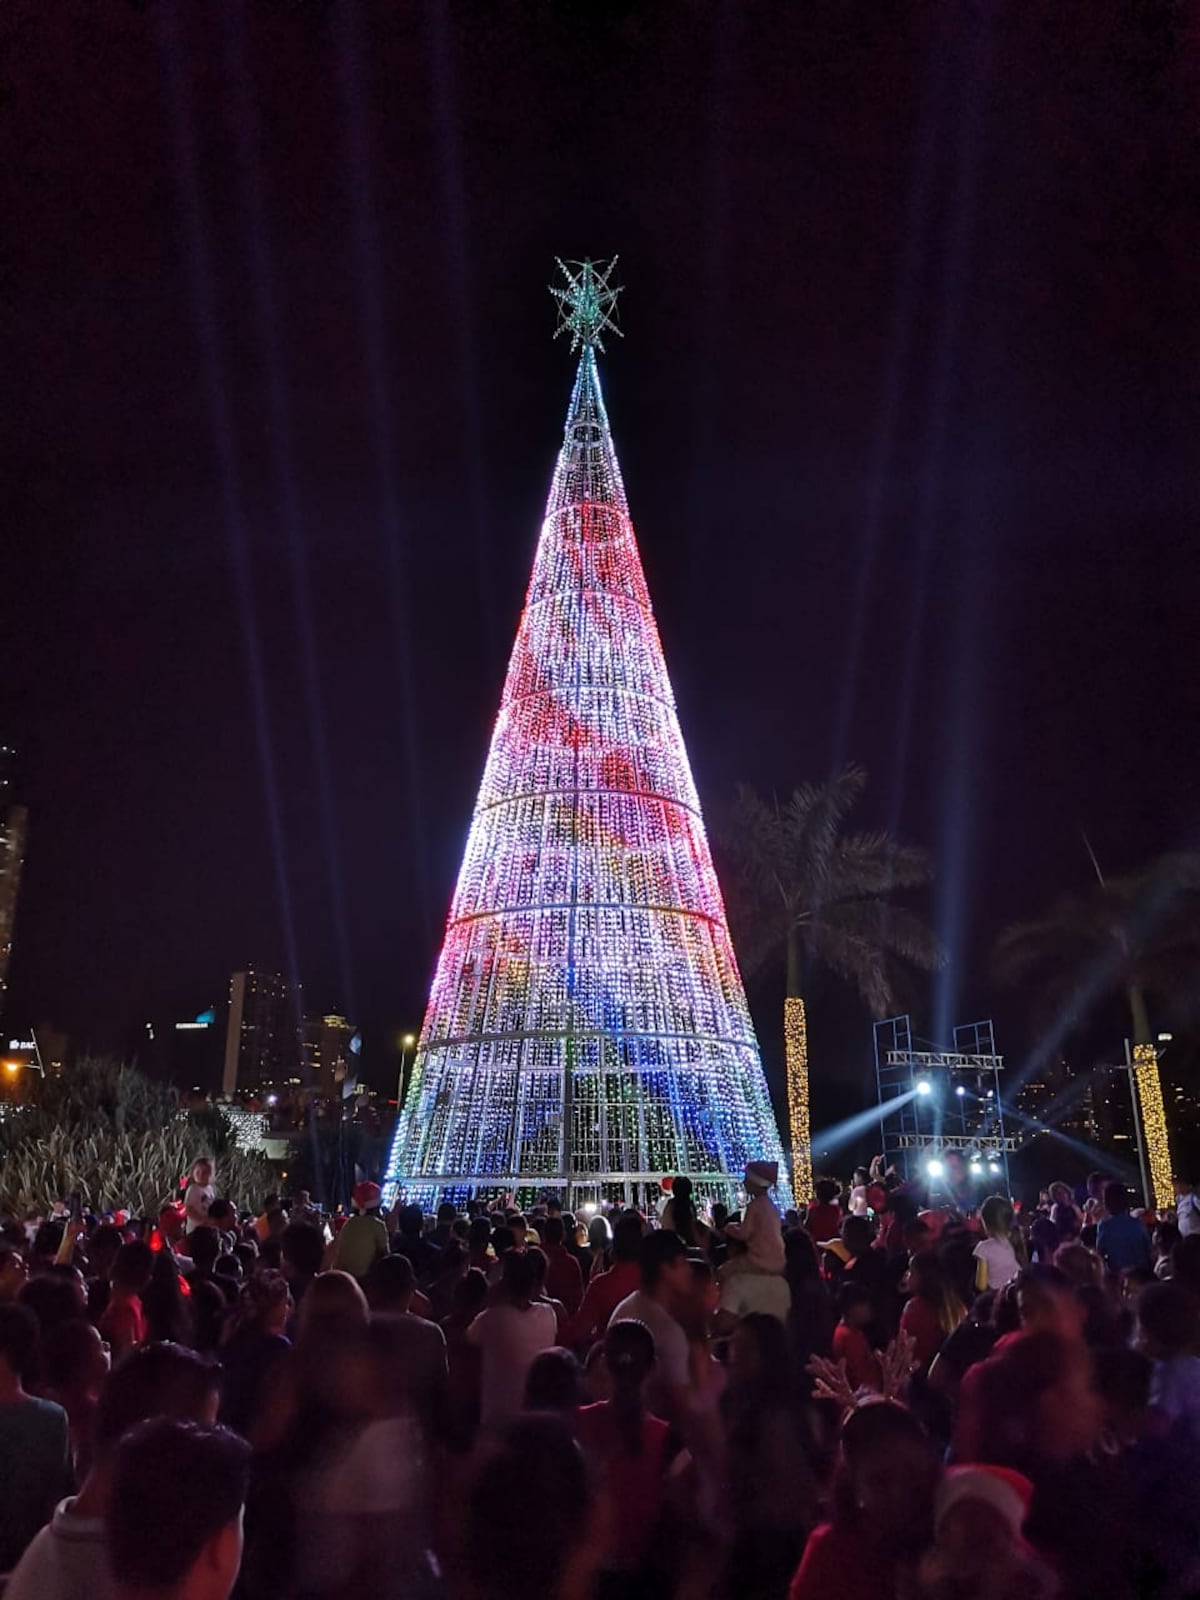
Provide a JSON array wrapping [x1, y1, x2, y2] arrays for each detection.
[[396, 1033, 417, 1110]]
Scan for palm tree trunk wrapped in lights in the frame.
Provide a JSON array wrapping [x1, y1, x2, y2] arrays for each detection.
[[722, 768, 944, 1206], [784, 996, 812, 1207], [1131, 1042, 1172, 1210]]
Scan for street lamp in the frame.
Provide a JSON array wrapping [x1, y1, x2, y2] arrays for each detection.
[[396, 1033, 417, 1108]]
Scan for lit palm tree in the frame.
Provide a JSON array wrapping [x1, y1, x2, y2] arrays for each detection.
[[721, 764, 944, 1202], [993, 853, 1200, 1206]]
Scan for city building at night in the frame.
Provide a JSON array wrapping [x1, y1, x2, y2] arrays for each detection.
[[222, 968, 302, 1098], [384, 262, 790, 1210], [301, 1012, 358, 1097]]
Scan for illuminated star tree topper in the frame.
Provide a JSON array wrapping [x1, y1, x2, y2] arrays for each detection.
[[550, 256, 624, 353]]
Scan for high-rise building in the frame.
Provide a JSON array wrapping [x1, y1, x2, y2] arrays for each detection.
[[384, 262, 791, 1209], [148, 1006, 223, 1091], [0, 746, 28, 1013], [222, 969, 301, 1098], [301, 1012, 358, 1097]]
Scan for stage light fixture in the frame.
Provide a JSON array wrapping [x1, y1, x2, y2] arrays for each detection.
[[925, 1158, 944, 1178], [916, 1079, 932, 1097], [955, 1085, 966, 1097]]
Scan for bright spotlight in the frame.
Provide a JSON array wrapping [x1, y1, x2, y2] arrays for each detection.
[[916, 1080, 932, 1097], [986, 1089, 994, 1099], [955, 1085, 966, 1097], [989, 1161, 1002, 1175], [925, 1159, 944, 1178]]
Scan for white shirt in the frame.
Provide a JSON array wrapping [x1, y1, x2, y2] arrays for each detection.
[[467, 1302, 557, 1428], [1175, 1191, 1200, 1239], [4, 1498, 109, 1600], [610, 1288, 690, 1391], [719, 1270, 792, 1324], [973, 1234, 1019, 1289], [183, 1182, 214, 1234]]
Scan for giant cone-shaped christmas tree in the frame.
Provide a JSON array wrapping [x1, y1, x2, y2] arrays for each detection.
[[384, 261, 792, 1208]]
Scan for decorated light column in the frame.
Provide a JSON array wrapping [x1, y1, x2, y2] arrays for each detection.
[[383, 260, 792, 1210]]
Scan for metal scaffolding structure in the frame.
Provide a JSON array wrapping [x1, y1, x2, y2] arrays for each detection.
[[874, 1016, 1017, 1195]]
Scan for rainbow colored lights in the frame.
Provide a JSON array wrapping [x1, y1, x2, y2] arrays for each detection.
[[384, 268, 790, 1208]]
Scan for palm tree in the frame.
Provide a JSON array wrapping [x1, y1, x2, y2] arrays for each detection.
[[721, 764, 944, 1202], [993, 852, 1200, 1206]]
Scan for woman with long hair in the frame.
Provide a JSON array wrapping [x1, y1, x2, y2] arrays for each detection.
[[661, 1176, 709, 1251], [573, 1319, 673, 1592], [789, 1402, 940, 1600], [900, 1252, 967, 1371]]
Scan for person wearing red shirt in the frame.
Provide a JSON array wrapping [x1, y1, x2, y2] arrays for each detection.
[[831, 1283, 880, 1392], [789, 1402, 939, 1600], [99, 1240, 153, 1360], [900, 1252, 967, 1371], [569, 1212, 643, 1347], [803, 1179, 843, 1248], [538, 1216, 583, 1314], [573, 1319, 672, 1577]]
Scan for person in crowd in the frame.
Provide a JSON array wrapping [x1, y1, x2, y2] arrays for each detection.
[[218, 1269, 291, 1440], [1173, 1173, 1200, 1238], [464, 1413, 594, 1600], [441, 1266, 487, 1448], [783, 1227, 835, 1378], [106, 1419, 249, 1600], [1136, 1279, 1200, 1441], [288, 1189, 319, 1225], [38, 1318, 110, 1480], [803, 1178, 843, 1247], [901, 1251, 967, 1372], [279, 1218, 324, 1317], [574, 1319, 673, 1589], [361, 1253, 448, 1441], [466, 1215, 494, 1278], [584, 1212, 613, 1280], [538, 1215, 584, 1314], [526, 1243, 570, 1339], [918, 1464, 1057, 1600], [720, 1312, 817, 1599], [332, 1180, 389, 1282], [142, 1248, 193, 1346], [723, 1161, 785, 1275], [789, 1400, 939, 1600], [81, 1224, 122, 1324], [426, 1237, 468, 1321], [571, 1209, 643, 1348], [1097, 1181, 1152, 1275], [6, 1341, 221, 1600], [660, 1175, 710, 1253], [98, 1241, 153, 1359], [182, 1158, 216, 1236], [393, 1204, 440, 1283], [832, 1282, 880, 1393], [848, 1166, 872, 1218], [974, 1195, 1021, 1291], [467, 1247, 557, 1429], [0, 1302, 74, 1572], [610, 1230, 693, 1422], [717, 1233, 792, 1326], [523, 1346, 584, 1411]]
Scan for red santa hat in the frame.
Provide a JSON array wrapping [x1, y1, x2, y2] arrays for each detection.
[[935, 1465, 1034, 1540]]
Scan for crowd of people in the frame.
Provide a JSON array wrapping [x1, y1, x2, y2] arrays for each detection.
[[1, 1153, 1199, 1599]]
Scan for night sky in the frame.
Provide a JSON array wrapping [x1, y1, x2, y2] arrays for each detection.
[[3, 3, 1198, 1125]]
